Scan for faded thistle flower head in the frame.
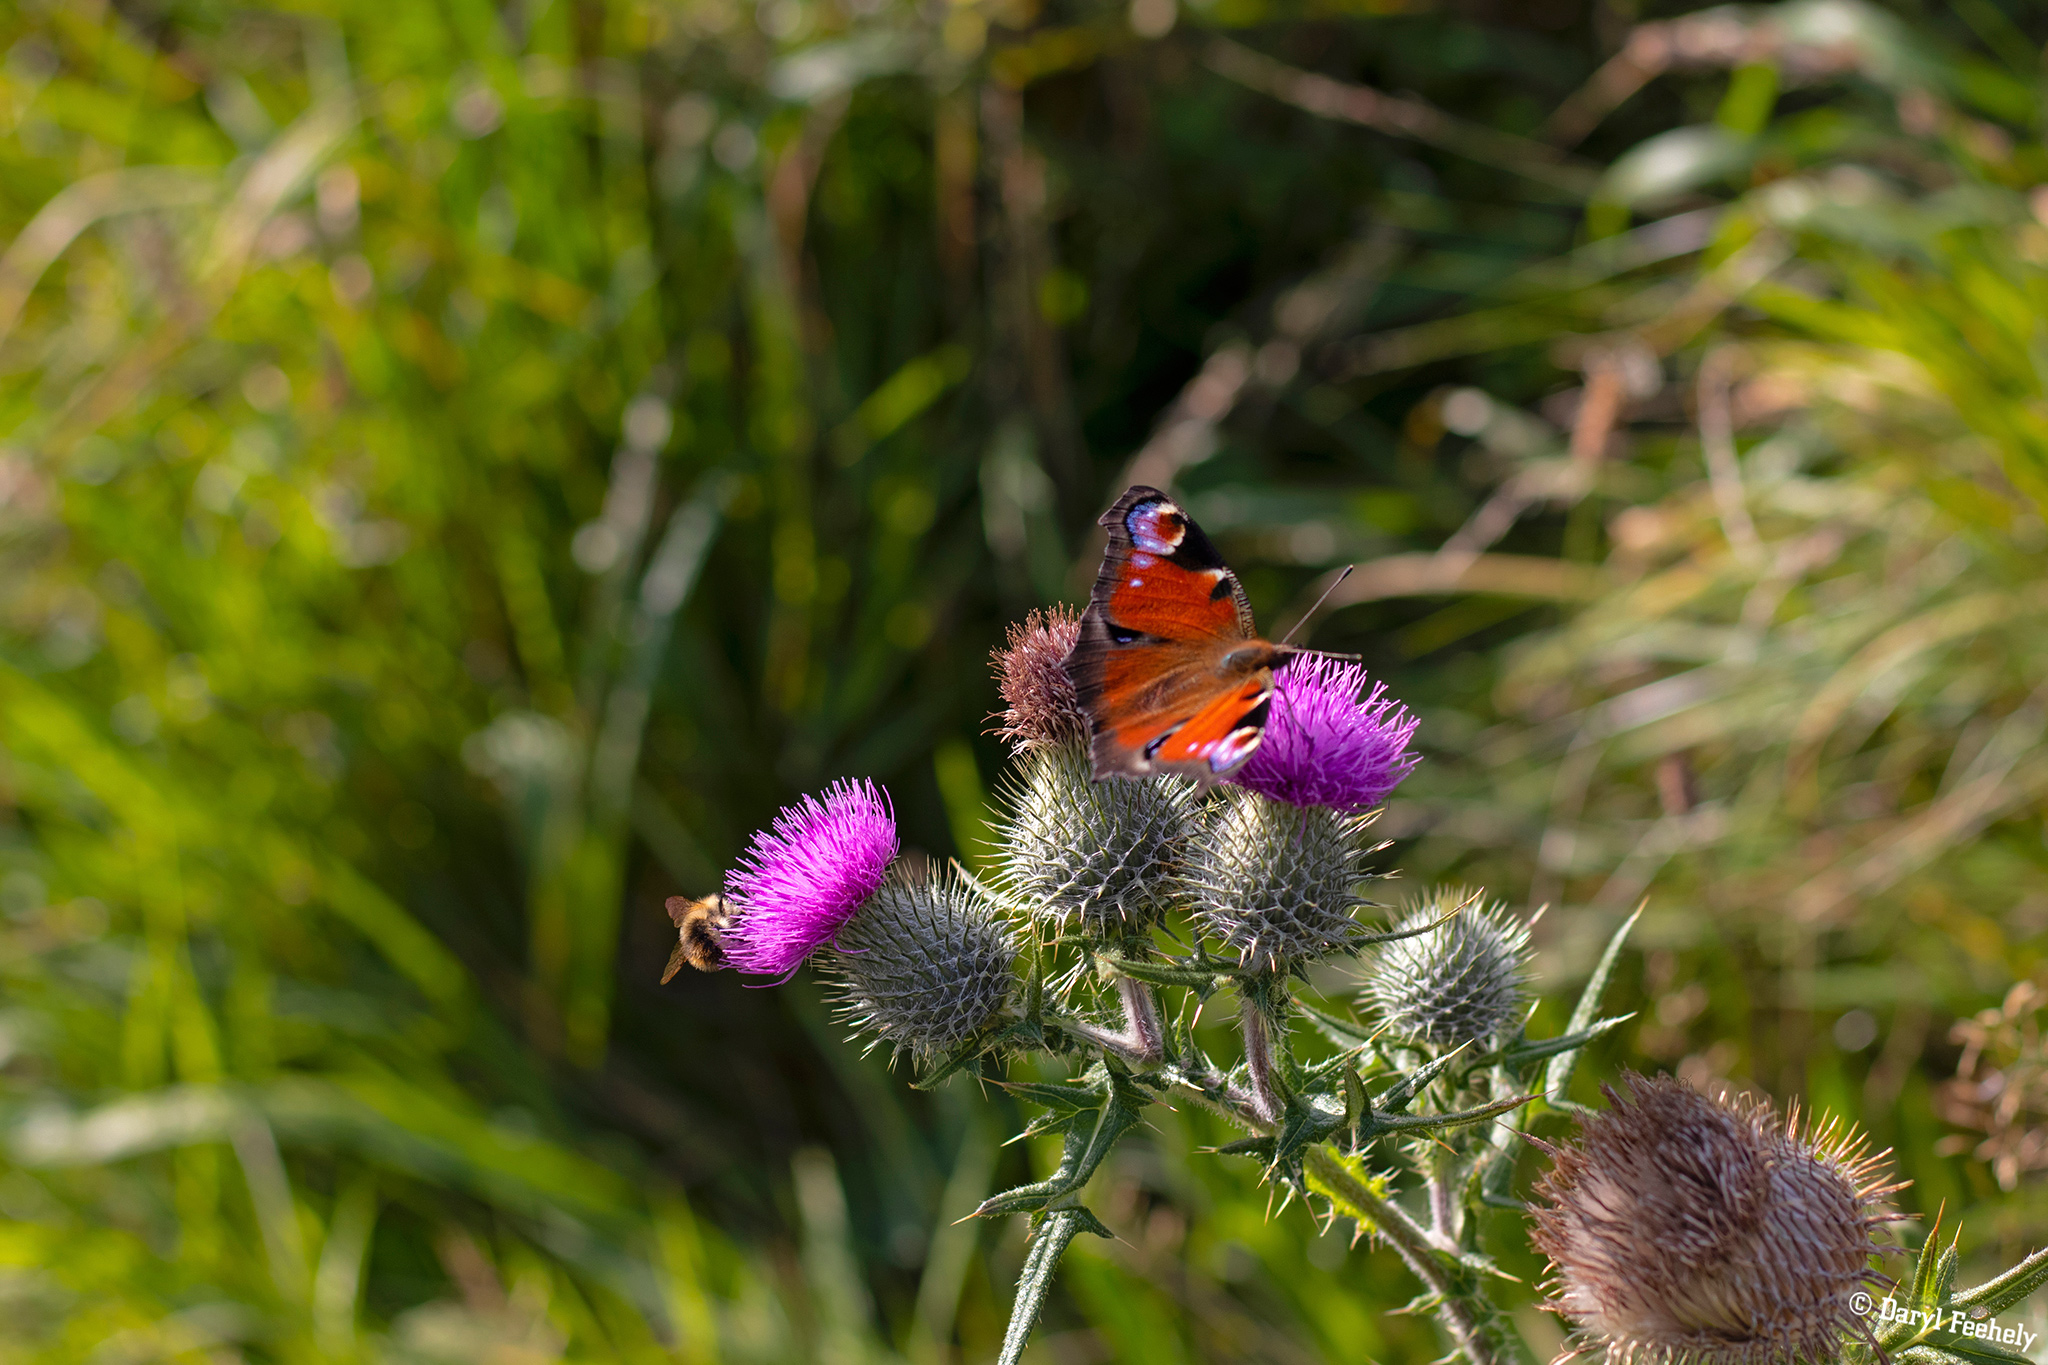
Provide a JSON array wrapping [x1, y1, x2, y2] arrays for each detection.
[[995, 743, 1197, 938], [1232, 656, 1419, 813], [722, 778, 899, 978], [1187, 787, 1381, 972], [991, 605, 1087, 752], [1530, 1072, 1904, 1365], [1360, 888, 1530, 1052], [828, 864, 1018, 1060]]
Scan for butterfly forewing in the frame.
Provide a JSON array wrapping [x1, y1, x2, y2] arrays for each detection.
[[1098, 494, 1251, 643]]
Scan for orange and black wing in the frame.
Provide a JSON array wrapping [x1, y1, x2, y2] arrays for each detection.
[[1063, 486, 1275, 781], [1087, 486, 1252, 644]]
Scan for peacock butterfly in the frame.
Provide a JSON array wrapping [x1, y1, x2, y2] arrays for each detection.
[[1062, 485, 1286, 783]]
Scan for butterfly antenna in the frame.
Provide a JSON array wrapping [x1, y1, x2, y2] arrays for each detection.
[[1277, 565, 1356, 649]]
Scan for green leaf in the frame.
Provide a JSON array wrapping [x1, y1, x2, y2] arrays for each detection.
[[1544, 904, 1640, 1105], [1495, 1014, 1632, 1071], [973, 1073, 1147, 1219], [1954, 1244, 2048, 1314], [997, 1206, 1113, 1365], [1294, 995, 1380, 1050], [911, 1017, 1046, 1090], [1342, 1066, 1373, 1153], [1206, 1134, 1274, 1159], [1351, 901, 1463, 949], [1266, 1093, 1346, 1190], [1372, 1042, 1475, 1115], [912, 1037, 989, 1091], [993, 1077, 1108, 1114], [1910, 1210, 1949, 1306], [1374, 1091, 1534, 1136]]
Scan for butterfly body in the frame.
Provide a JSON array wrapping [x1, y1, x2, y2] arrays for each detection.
[[1064, 486, 1284, 782], [662, 894, 733, 980]]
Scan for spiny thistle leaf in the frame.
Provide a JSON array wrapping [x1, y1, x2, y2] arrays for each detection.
[[997, 1207, 1112, 1365], [974, 1073, 1147, 1219], [1545, 903, 1642, 1106], [1494, 1013, 1633, 1070], [1954, 1244, 2048, 1314], [1373, 1042, 1475, 1115]]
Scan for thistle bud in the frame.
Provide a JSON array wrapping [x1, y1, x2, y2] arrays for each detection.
[[828, 865, 1018, 1059], [1359, 889, 1529, 1052], [1530, 1073, 1903, 1365], [994, 743, 1197, 937], [1187, 787, 1380, 972]]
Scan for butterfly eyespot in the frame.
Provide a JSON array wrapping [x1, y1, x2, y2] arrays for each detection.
[[1208, 576, 1232, 601], [1127, 504, 1186, 556], [1109, 625, 1140, 645]]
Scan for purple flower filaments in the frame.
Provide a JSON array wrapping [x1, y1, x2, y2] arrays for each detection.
[[1232, 656, 1419, 813], [723, 778, 899, 978]]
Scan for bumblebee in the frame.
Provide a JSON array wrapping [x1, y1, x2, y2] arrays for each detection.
[[661, 894, 732, 982]]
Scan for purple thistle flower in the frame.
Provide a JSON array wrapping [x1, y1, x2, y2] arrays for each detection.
[[722, 778, 899, 979], [1231, 656, 1419, 813]]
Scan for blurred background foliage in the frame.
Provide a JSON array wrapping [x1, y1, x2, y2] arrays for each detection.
[[2, 0, 2048, 1358]]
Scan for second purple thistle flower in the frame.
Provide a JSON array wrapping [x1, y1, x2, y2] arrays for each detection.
[[722, 777, 899, 978], [1232, 655, 1420, 813]]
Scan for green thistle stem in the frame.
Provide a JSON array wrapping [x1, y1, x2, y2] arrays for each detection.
[[1305, 1146, 1512, 1365]]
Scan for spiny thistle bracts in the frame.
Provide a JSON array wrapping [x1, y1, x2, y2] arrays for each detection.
[[1360, 888, 1530, 1052], [722, 778, 899, 978], [828, 865, 1018, 1060], [991, 605, 1088, 752], [1187, 787, 1382, 972], [993, 743, 1197, 937], [1529, 1072, 1905, 1365], [1231, 655, 1419, 813]]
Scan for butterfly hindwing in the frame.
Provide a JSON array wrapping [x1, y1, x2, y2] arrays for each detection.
[[1148, 674, 1272, 772], [1064, 486, 1281, 782]]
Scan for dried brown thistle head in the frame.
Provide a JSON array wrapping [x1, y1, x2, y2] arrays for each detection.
[[989, 604, 1086, 752], [1529, 1072, 1905, 1365]]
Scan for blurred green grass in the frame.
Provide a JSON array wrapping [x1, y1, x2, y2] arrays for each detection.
[[3, 0, 2048, 1358]]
